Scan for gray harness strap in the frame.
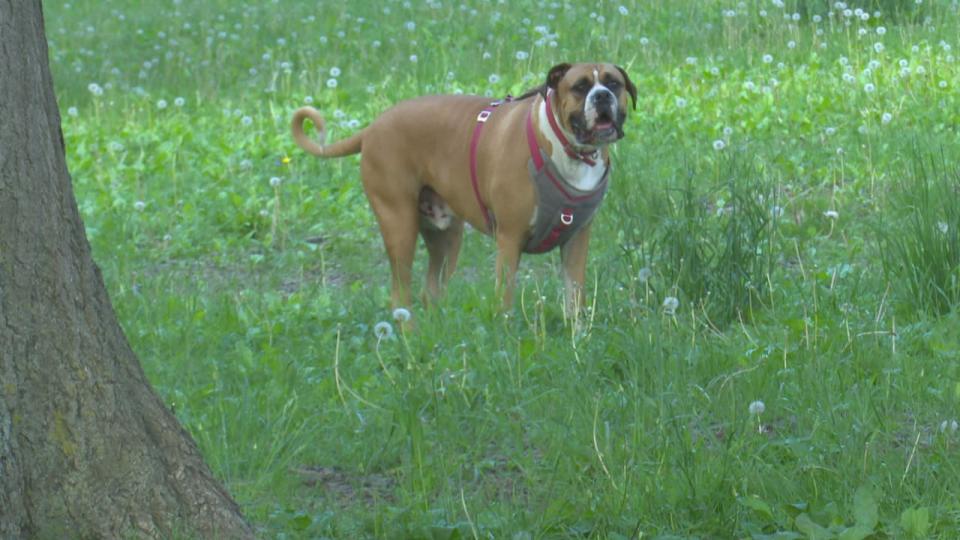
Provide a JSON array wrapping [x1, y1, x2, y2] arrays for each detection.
[[523, 108, 609, 254]]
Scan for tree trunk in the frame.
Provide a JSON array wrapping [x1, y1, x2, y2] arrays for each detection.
[[0, 2, 254, 538]]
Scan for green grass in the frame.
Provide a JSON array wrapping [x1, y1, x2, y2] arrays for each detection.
[[47, 0, 960, 537]]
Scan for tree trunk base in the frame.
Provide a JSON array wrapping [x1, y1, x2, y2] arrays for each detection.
[[0, 2, 254, 538]]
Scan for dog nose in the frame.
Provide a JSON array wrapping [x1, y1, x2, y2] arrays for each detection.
[[593, 90, 614, 106]]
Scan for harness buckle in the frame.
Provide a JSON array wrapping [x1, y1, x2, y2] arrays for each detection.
[[560, 210, 574, 226], [477, 110, 492, 122]]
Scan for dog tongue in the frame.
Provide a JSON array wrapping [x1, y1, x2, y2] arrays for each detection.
[[594, 120, 613, 131]]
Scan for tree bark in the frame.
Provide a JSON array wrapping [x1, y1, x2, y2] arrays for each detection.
[[0, 2, 254, 538]]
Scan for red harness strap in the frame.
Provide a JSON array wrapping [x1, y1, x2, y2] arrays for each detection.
[[469, 98, 510, 233], [525, 109, 570, 253]]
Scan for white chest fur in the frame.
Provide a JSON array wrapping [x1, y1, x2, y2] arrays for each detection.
[[537, 99, 607, 192]]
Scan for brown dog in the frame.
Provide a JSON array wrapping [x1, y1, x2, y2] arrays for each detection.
[[291, 63, 636, 315]]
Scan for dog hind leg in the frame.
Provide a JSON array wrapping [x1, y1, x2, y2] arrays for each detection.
[[421, 218, 464, 302], [362, 163, 420, 310]]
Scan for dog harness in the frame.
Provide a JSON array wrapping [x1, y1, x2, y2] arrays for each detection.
[[469, 94, 609, 254]]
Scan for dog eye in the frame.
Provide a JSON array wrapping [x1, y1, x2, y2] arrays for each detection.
[[573, 80, 591, 93], [605, 80, 621, 91]]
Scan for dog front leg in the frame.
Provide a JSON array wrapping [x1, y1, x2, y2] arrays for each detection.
[[560, 222, 593, 318], [494, 233, 524, 310]]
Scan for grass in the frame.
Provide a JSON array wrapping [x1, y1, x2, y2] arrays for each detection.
[[47, 0, 960, 537]]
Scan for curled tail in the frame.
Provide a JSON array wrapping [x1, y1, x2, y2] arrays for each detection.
[[291, 106, 363, 158]]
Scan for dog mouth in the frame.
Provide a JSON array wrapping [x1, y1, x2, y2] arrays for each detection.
[[584, 108, 622, 143], [570, 108, 624, 146], [592, 111, 617, 137]]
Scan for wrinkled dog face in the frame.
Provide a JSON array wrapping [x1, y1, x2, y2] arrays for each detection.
[[547, 63, 637, 147]]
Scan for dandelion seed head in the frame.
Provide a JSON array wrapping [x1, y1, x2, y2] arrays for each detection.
[[749, 400, 766, 415], [392, 307, 411, 323], [374, 321, 394, 340]]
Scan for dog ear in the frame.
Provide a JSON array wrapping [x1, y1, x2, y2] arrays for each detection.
[[615, 65, 638, 111], [546, 63, 572, 91]]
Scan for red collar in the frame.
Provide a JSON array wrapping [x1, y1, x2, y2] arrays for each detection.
[[544, 88, 598, 167]]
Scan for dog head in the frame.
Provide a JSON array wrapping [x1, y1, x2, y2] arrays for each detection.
[[543, 62, 636, 147]]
